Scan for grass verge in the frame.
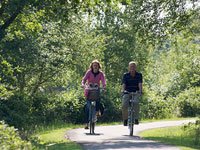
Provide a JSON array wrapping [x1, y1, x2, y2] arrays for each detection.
[[32, 123, 83, 150], [139, 126, 200, 150]]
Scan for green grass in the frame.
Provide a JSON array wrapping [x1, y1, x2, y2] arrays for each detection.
[[140, 126, 200, 150], [32, 123, 83, 150], [140, 117, 197, 123], [96, 117, 197, 126], [36, 128, 82, 150]]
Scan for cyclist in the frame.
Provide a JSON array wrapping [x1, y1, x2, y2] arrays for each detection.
[[81, 60, 106, 129], [121, 61, 143, 126]]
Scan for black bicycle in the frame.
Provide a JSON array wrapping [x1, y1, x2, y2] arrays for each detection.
[[124, 91, 139, 136], [87, 83, 101, 134]]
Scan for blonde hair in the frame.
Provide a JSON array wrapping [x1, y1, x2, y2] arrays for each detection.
[[89, 60, 102, 70]]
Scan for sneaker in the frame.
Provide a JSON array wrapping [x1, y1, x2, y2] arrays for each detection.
[[135, 119, 139, 125], [123, 119, 128, 126]]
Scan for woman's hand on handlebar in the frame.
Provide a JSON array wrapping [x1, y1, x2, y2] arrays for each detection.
[[121, 89, 125, 94], [81, 84, 85, 88], [139, 90, 143, 95]]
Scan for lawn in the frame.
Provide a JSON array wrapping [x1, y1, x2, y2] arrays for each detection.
[[32, 123, 83, 150], [140, 126, 200, 150]]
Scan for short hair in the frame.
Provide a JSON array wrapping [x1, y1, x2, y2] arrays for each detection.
[[129, 61, 137, 66], [89, 60, 102, 70]]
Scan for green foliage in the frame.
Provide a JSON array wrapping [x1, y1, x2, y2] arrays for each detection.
[[0, 58, 14, 100], [143, 17, 200, 119], [0, 92, 34, 129], [55, 89, 86, 124], [177, 87, 200, 117], [141, 89, 177, 119], [183, 119, 200, 145], [0, 121, 32, 150], [98, 83, 122, 122]]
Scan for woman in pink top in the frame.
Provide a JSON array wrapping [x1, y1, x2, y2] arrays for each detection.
[[81, 60, 106, 129]]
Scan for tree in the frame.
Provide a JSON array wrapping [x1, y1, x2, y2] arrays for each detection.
[[0, 0, 127, 41]]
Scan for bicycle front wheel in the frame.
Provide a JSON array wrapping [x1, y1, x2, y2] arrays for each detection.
[[90, 103, 93, 134], [90, 102, 95, 134], [129, 111, 134, 136]]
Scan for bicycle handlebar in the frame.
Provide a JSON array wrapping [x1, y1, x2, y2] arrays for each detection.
[[124, 90, 138, 93], [123, 90, 142, 96], [82, 86, 104, 90]]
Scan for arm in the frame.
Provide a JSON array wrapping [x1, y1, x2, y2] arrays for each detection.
[[101, 72, 106, 90], [121, 73, 126, 93], [138, 73, 143, 93], [139, 82, 143, 93], [121, 83, 126, 94], [81, 70, 89, 88]]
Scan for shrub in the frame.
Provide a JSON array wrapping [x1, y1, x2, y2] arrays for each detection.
[[99, 84, 122, 122], [141, 90, 177, 119], [177, 87, 200, 117], [0, 92, 33, 129], [182, 119, 200, 145], [0, 121, 32, 150]]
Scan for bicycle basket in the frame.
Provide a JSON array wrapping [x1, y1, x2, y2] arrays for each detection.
[[88, 89, 100, 101]]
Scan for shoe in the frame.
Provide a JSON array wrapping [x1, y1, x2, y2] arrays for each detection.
[[135, 119, 139, 125], [123, 119, 128, 126], [84, 123, 89, 129]]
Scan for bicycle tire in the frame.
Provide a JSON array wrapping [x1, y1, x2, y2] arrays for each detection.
[[90, 103, 93, 134], [89, 102, 96, 134], [129, 102, 134, 136], [92, 104, 95, 134], [92, 122, 95, 134], [129, 111, 134, 136]]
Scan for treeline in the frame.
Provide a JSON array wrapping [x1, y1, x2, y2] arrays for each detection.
[[0, 0, 199, 132]]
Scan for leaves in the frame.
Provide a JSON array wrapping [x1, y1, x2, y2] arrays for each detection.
[[0, 121, 32, 150]]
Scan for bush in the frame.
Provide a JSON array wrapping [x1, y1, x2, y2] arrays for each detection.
[[99, 84, 122, 122], [0, 121, 32, 150], [177, 87, 200, 117], [141, 90, 177, 119], [0, 92, 33, 129], [182, 119, 200, 145]]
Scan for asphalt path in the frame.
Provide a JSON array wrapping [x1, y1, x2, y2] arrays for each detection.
[[66, 119, 195, 150]]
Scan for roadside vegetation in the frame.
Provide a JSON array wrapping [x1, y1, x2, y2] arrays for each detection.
[[140, 119, 200, 150], [33, 126, 83, 150], [0, 0, 200, 149]]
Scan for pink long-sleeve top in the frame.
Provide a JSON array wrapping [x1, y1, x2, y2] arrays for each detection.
[[82, 70, 106, 98]]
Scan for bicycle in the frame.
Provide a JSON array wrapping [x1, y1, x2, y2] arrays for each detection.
[[87, 83, 101, 134], [124, 91, 140, 136]]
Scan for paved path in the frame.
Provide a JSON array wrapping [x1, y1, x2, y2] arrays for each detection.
[[66, 119, 195, 150]]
